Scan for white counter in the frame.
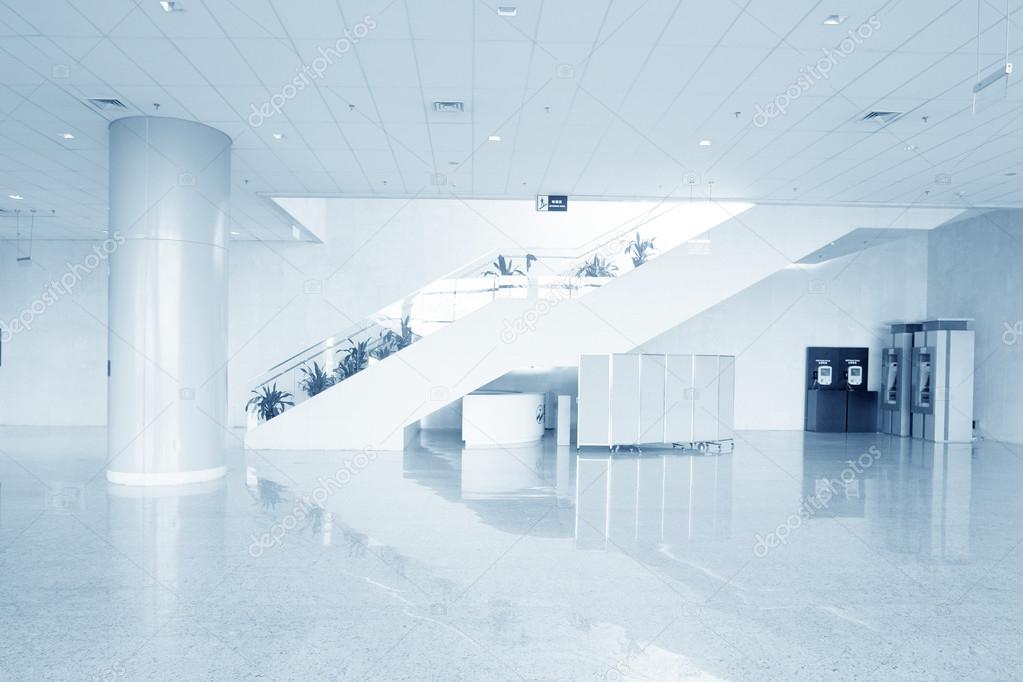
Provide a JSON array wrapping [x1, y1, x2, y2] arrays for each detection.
[[462, 391, 546, 446]]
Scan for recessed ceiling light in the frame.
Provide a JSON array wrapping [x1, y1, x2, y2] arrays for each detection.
[[61, 132, 75, 139], [230, 231, 240, 236], [159, 1, 183, 12], [488, 135, 501, 142], [904, 144, 917, 151], [497, 6, 517, 16], [8, 193, 23, 200], [272, 132, 284, 140], [699, 139, 712, 146], [823, 14, 846, 25]]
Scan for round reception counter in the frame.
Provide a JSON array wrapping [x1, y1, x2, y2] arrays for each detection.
[[462, 391, 546, 447]]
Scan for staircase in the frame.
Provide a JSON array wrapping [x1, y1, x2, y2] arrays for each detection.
[[245, 203, 962, 451]]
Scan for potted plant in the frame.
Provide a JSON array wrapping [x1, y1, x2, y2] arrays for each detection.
[[371, 316, 418, 361], [483, 254, 526, 276], [299, 361, 334, 397], [574, 254, 618, 294], [335, 338, 370, 382], [575, 254, 618, 277], [483, 254, 535, 299], [246, 383, 294, 422], [624, 232, 656, 267]]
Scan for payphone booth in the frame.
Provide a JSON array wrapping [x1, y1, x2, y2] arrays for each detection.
[[880, 323, 921, 437], [911, 320, 974, 443], [805, 347, 874, 432]]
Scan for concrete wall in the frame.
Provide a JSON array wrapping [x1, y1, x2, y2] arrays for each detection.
[[0, 239, 109, 426], [926, 210, 1023, 444], [637, 233, 930, 431]]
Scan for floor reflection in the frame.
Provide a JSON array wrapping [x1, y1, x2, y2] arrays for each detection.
[[4, 426, 1022, 680], [402, 429, 979, 567], [575, 452, 732, 552]]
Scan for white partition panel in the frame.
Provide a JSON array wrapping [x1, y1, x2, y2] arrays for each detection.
[[664, 354, 694, 444], [578, 354, 611, 446], [639, 354, 667, 444], [578, 353, 734, 448], [718, 356, 736, 441], [610, 354, 642, 446], [692, 355, 720, 441]]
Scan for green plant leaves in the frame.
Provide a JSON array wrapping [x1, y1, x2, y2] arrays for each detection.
[[246, 383, 294, 422]]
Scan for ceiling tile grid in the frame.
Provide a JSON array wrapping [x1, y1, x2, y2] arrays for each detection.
[[4, 0, 1023, 240]]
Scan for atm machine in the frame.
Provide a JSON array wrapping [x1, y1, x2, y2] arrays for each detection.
[[880, 323, 921, 437], [911, 320, 975, 443]]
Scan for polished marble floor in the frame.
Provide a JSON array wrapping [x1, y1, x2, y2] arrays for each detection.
[[1, 427, 1022, 681]]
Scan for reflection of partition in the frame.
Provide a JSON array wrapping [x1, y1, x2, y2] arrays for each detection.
[[575, 453, 733, 551], [577, 354, 735, 448]]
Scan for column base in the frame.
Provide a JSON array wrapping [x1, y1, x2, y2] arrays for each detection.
[[106, 465, 227, 487]]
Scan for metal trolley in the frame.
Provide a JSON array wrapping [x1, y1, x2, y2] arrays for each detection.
[[671, 438, 734, 455]]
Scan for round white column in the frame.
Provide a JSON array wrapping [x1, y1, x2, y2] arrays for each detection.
[[106, 117, 231, 486]]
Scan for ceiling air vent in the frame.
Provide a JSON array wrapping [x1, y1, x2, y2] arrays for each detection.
[[433, 101, 464, 113], [861, 110, 904, 125], [87, 97, 128, 111]]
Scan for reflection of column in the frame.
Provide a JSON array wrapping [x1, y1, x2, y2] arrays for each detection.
[[556, 446, 572, 500], [106, 117, 230, 485], [460, 444, 546, 499], [931, 444, 972, 561], [106, 479, 227, 623]]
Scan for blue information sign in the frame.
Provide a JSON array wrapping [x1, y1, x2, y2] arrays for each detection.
[[536, 194, 568, 212]]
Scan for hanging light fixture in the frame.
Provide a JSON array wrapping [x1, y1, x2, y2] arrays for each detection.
[[16, 209, 34, 262]]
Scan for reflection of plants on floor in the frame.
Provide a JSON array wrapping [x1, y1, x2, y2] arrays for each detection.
[[304, 505, 330, 535], [254, 478, 288, 511], [344, 528, 369, 558], [334, 338, 370, 381], [575, 254, 618, 278], [246, 383, 294, 421], [624, 232, 656, 267], [371, 316, 418, 361], [299, 361, 335, 397]]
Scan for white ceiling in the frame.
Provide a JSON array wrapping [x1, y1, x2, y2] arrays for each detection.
[[3, 0, 1023, 239]]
